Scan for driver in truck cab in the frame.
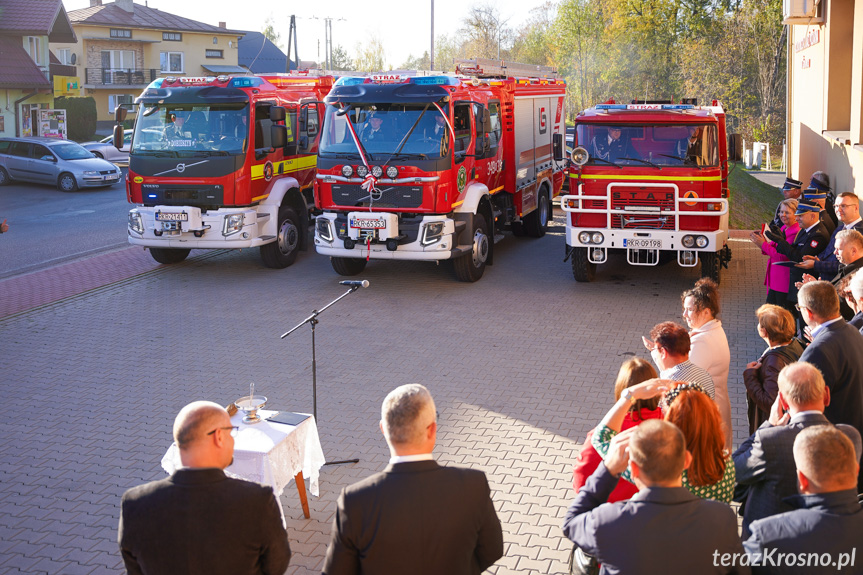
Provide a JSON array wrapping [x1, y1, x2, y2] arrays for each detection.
[[590, 127, 638, 163], [361, 113, 387, 142], [164, 113, 189, 140]]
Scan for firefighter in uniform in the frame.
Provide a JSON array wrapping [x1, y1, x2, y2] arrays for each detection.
[[771, 177, 803, 228], [804, 189, 836, 236], [764, 199, 830, 333]]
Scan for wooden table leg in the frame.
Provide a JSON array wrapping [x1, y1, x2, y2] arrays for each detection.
[[295, 471, 310, 519]]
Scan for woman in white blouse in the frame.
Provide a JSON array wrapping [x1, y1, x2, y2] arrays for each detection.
[[682, 278, 733, 450]]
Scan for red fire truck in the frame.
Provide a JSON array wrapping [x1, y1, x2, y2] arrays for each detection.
[[561, 101, 740, 283], [116, 73, 333, 267], [312, 58, 567, 281]]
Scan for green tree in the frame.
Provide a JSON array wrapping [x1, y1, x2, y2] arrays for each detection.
[[399, 52, 431, 71], [330, 45, 353, 71], [354, 36, 388, 72], [262, 16, 282, 49], [509, 2, 557, 66]]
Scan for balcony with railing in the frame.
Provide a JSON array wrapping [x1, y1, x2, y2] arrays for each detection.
[[84, 68, 159, 87]]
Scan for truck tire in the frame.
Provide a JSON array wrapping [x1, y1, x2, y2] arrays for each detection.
[[700, 252, 721, 284], [260, 207, 300, 269], [0, 167, 10, 186], [331, 257, 367, 276], [572, 247, 596, 282], [454, 212, 489, 282], [523, 189, 550, 238], [58, 173, 78, 192], [149, 248, 191, 264]]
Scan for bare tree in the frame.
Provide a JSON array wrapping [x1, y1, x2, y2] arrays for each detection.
[[460, 4, 513, 59]]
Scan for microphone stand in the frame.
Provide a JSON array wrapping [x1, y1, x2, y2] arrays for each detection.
[[280, 282, 366, 466]]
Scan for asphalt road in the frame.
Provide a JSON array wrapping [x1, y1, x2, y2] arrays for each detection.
[[0, 168, 130, 279]]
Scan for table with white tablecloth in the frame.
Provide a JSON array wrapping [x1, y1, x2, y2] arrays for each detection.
[[161, 409, 325, 519]]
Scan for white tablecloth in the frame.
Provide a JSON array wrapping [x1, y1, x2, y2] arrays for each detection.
[[161, 410, 326, 499]]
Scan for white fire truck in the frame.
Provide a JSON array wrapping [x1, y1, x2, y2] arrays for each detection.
[[312, 58, 567, 281], [561, 101, 740, 283]]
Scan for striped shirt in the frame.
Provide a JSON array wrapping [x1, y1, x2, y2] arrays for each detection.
[[661, 360, 715, 399]]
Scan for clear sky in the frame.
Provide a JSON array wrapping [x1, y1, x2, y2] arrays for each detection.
[[62, 0, 539, 69]]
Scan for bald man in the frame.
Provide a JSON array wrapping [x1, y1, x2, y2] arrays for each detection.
[[118, 401, 291, 575]]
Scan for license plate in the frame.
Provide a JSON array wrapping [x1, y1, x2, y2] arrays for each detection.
[[624, 239, 661, 249], [350, 218, 386, 229], [156, 212, 188, 222]]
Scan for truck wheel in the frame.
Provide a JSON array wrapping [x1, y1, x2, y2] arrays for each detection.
[[58, 173, 78, 192], [149, 248, 191, 264], [331, 257, 367, 276], [0, 167, 10, 186], [572, 247, 596, 282], [523, 189, 550, 238], [700, 252, 721, 284], [260, 207, 300, 269], [454, 213, 489, 282]]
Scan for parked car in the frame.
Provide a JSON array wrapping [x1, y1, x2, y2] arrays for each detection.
[[0, 136, 122, 192], [81, 132, 131, 163]]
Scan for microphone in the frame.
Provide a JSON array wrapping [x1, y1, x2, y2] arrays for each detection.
[[339, 280, 369, 288]]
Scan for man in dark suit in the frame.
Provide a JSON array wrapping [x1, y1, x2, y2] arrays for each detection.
[[798, 281, 863, 491], [744, 426, 862, 574], [810, 171, 838, 230], [322, 384, 503, 575], [118, 401, 291, 575], [796, 192, 863, 280], [803, 189, 836, 236], [733, 362, 862, 537], [563, 420, 747, 574]]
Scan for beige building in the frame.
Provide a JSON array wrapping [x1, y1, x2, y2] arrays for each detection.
[[54, 0, 245, 126], [786, 0, 863, 194]]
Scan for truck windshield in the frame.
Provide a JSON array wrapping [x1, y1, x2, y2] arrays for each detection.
[[131, 104, 250, 155], [320, 103, 450, 160], [576, 123, 719, 167]]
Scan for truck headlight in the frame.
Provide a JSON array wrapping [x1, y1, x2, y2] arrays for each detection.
[[356, 165, 369, 178], [421, 221, 445, 246], [578, 231, 591, 244], [591, 232, 604, 244], [128, 210, 144, 234], [316, 217, 333, 242], [341, 165, 353, 178], [222, 213, 244, 236], [695, 235, 709, 248], [682, 235, 695, 248], [386, 165, 398, 179]]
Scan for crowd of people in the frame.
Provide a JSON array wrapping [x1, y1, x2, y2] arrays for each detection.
[[116, 172, 862, 575]]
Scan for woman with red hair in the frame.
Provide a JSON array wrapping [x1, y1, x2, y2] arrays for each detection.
[[571, 358, 663, 501], [591, 380, 735, 502]]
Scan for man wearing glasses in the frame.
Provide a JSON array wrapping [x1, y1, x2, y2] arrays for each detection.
[[796, 192, 863, 280], [119, 401, 291, 574]]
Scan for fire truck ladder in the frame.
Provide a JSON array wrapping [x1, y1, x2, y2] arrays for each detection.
[[454, 58, 558, 79]]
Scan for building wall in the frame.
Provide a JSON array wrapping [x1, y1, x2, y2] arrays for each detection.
[[788, 0, 863, 196], [0, 91, 56, 138], [54, 20, 242, 124]]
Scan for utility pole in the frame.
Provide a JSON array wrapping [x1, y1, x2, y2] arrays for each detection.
[[310, 16, 346, 70], [285, 15, 299, 72], [430, 0, 434, 71]]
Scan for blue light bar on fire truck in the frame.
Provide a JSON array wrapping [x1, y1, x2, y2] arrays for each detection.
[[595, 104, 695, 110], [334, 75, 459, 87]]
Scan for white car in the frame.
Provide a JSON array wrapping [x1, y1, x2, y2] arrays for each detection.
[[81, 132, 131, 164], [0, 136, 122, 192]]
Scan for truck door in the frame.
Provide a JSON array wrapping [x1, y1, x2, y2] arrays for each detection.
[[453, 102, 475, 194], [472, 101, 503, 192]]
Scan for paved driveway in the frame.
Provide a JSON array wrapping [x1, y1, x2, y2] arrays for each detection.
[[0, 214, 766, 574]]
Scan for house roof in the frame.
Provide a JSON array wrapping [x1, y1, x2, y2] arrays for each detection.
[[0, 35, 52, 89], [68, 2, 244, 36], [237, 31, 289, 74], [0, 0, 77, 42]]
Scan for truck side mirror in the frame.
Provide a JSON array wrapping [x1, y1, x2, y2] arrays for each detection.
[[553, 133, 564, 161], [269, 106, 286, 122], [114, 106, 127, 123], [727, 133, 743, 162], [113, 124, 125, 150], [271, 124, 287, 149]]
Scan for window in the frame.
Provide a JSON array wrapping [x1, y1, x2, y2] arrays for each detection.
[[9, 141, 31, 157], [109, 94, 134, 114], [31, 144, 51, 160], [101, 50, 135, 70], [56, 48, 72, 65], [205, 49, 223, 59], [26, 37, 43, 66], [160, 51, 184, 73], [0, 139, 10, 153], [453, 102, 473, 162], [488, 101, 502, 151], [162, 32, 182, 41], [110, 28, 132, 38]]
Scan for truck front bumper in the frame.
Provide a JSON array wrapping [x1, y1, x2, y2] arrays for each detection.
[[127, 205, 275, 249], [313, 212, 461, 261]]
